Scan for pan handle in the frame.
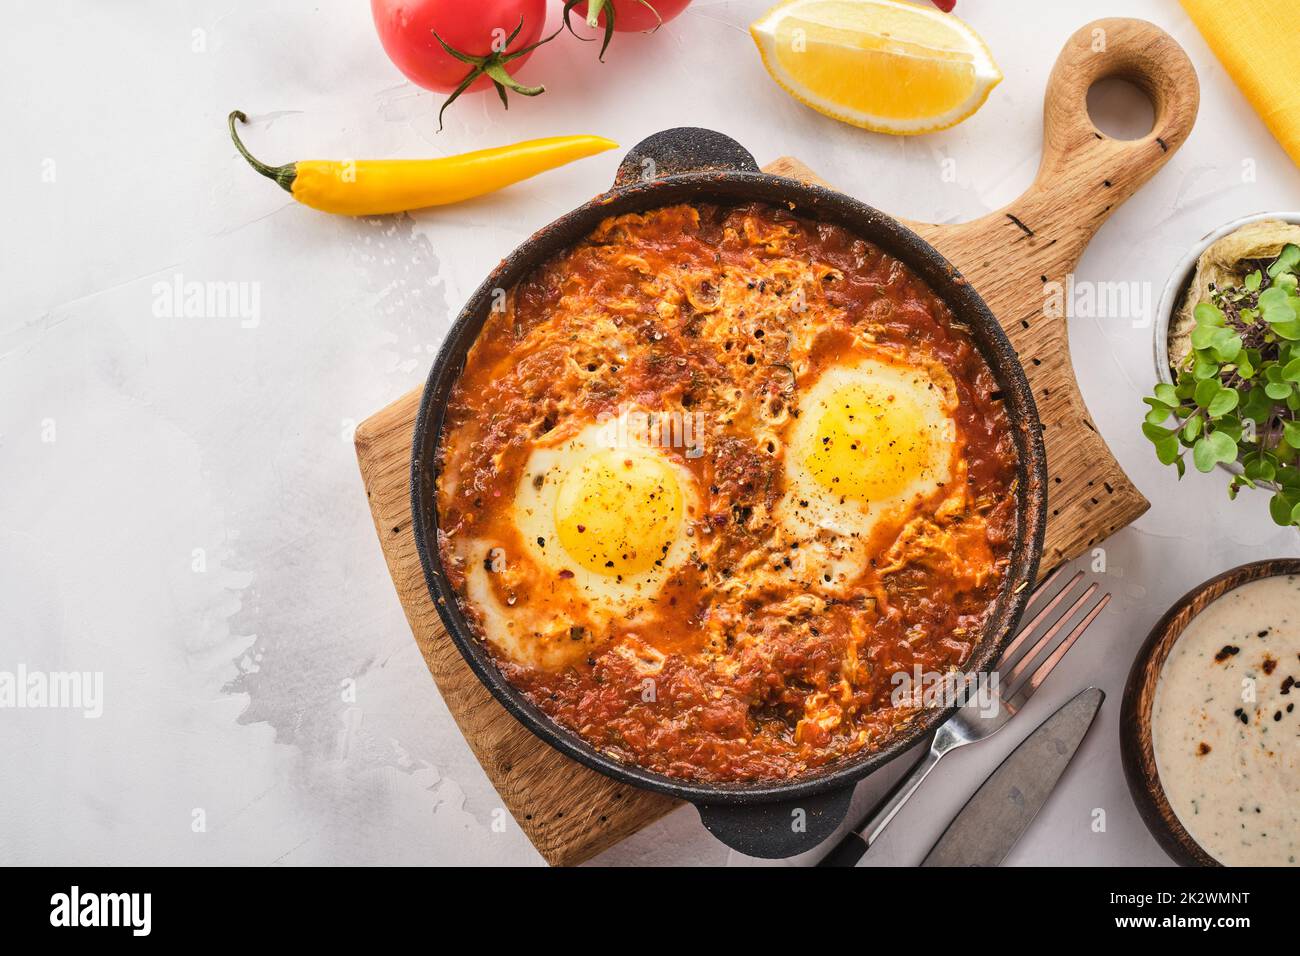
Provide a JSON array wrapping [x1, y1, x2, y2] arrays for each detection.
[[613, 127, 760, 188], [695, 786, 854, 859]]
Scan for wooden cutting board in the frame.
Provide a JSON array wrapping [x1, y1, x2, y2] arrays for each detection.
[[354, 18, 1198, 866]]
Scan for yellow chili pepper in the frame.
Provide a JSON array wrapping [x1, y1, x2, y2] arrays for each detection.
[[228, 111, 617, 216]]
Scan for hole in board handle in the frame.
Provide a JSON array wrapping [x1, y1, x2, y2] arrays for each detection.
[[1086, 77, 1156, 141]]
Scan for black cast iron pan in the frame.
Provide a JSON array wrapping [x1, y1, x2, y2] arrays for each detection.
[[411, 128, 1047, 859]]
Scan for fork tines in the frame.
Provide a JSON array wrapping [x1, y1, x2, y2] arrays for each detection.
[[995, 566, 1111, 706]]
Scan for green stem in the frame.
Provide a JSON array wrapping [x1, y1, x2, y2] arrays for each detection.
[[228, 112, 296, 193], [431, 19, 560, 130], [483, 62, 544, 97], [563, 0, 616, 60], [585, 0, 609, 28]]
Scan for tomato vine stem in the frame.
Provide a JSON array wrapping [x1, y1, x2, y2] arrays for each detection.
[[562, 0, 666, 62], [432, 17, 561, 130]]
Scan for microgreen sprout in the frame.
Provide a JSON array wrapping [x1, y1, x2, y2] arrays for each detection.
[[1144, 242, 1300, 528]]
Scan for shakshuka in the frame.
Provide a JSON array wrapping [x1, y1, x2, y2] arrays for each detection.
[[435, 202, 1020, 782]]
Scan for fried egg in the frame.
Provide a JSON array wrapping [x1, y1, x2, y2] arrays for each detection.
[[462, 420, 700, 669], [777, 354, 960, 590]]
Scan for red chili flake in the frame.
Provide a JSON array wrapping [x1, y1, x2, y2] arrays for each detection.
[[1262, 656, 1277, 675], [1197, 742, 1211, 756], [558, 569, 574, 579], [931, 0, 956, 12]]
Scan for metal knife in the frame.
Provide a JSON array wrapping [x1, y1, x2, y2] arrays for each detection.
[[920, 686, 1104, 867]]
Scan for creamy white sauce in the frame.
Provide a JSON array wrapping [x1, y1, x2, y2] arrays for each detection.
[[1152, 574, 1300, 866]]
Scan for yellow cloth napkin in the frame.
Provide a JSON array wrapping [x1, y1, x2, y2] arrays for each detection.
[[1182, 0, 1300, 167]]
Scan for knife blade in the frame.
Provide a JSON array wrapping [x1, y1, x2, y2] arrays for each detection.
[[920, 686, 1104, 867]]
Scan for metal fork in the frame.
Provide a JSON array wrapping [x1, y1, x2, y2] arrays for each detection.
[[817, 565, 1111, 867]]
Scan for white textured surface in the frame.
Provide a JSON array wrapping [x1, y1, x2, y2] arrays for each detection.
[[1, 0, 1297, 866]]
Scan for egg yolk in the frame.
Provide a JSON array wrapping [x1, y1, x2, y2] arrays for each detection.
[[554, 448, 684, 577], [806, 381, 937, 503]]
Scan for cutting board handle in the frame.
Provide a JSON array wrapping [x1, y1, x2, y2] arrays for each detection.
[[1044, 18, 1198, 172], [1018, 18, 1198, 256], [913, 18, 1198, 263]]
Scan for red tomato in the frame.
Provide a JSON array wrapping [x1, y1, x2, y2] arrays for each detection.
[[569, 0, 691, 34], [371, 0, 549, 94]]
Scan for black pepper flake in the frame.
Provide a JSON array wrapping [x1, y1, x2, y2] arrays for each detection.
[[1215, 645, 1241, 662], [536, 536, 546, 548], [1234, 707, 1249, 725]]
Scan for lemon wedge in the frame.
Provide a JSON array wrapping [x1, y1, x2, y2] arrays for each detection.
[[750, 0, 1002, 134]]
